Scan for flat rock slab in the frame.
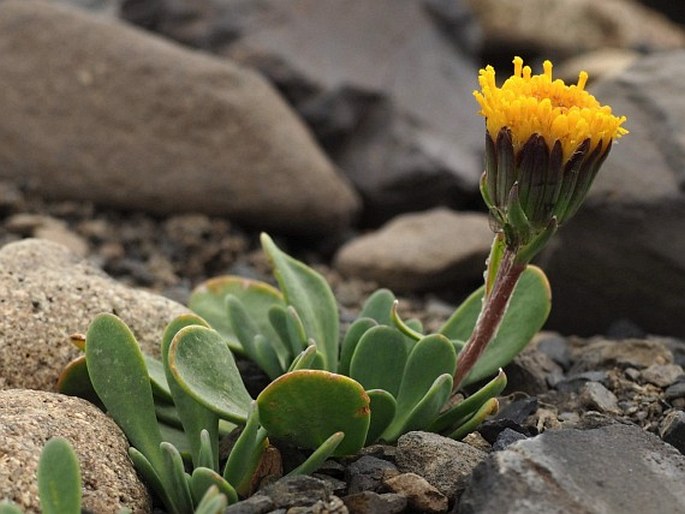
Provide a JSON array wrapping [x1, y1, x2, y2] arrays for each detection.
[[0, 0, 358, 235], [334, 208, 492, 292], [459, 423, 685, 514], [0, 389, 151, 513], [0, 238, 188, 390]]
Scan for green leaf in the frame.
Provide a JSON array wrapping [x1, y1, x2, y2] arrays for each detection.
[[448, 397, 500, 440], [365, 389, 396, 445], [190, 468, 237, 507], [439, 265, 551, 386], [189, 276, 285, 355], [430, 369, 507, 433], [226, 295, 286, 379], [257, 370, 370, 456], [382, 374, 453, 441], [349, 326, 408, 397], [158, 422, 191, 458], [162, 314, 219, 470], [287, 344, 324, 372], [169, 326, 252, 424], [193, 485, 229, 514], [223, 402, 267, 497], [390, 301, 423, 341], [260, 233, 340, 372], [85, 314, 165, 472], [38, 438, 81, 514], [160, 442, 193, 514], [359, 289, 396, 326], [144, 354, 172, 403], [381, 334, 456, 441], [128, 447, 178, 514], [338, 317, 377, 376], [268, 305, 308, 361], [287, 432, 345, 476], [56, 355, 102, 408]]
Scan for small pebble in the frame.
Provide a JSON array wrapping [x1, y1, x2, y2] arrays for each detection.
[[580, 382, 621, 415], [659, 410, 685, 455], [492, 428, 527, 451], [640, 364, 684, 388], [664, 381, 685, 401], [342, 491, 407, 514], [383, 473, 448, 514]]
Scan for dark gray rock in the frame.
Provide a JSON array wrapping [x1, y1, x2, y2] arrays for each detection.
[[660, 410, 685, 455], [553, 371, 609, 394], [503, 349, 562, 395], [492, 428, 527, 451], [123, 0, 484, 223], [342, 491, 407, 514], [346, 456, 399, 495], [536, 334, 572, 370], [459, 423, 685, 514], [541, 51, 685, 338], [223, 494, 274, 514], [260, 475, 338, 510], [395, 431, 486, 501], [665, 380, 685, 402]]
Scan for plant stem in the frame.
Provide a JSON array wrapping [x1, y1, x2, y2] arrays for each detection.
[[453, 245, 526, 391]]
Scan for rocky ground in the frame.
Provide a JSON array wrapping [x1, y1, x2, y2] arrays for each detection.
[[1, 0, 685, 513]]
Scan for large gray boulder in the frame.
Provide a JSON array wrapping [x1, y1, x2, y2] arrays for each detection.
[[540, 50, 685, 337], [0, 0, 359, 235], [122, 0, 485, 223], [459, 423, 685, 514]]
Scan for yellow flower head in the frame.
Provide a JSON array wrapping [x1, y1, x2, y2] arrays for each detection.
[[474, 56, 627, 161]]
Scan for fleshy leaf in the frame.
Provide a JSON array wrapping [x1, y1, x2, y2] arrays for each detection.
[[430, 369, 507, 433], [358, 288, 396, 326], [160, 442, 193, 514], [349, 326, 408, 396], [193, 485, 230, 514], [223, 402, 268, 497], [338, 317, 377, 376], [38, 438, 81, 514], [365, 389, 396, 445], [189, 276, 285, 355], [257, 370, 370, 456], [56, 355, 102, 407], [383, 373, 453, 441], [190, 468, 237, 507], [381, 334, 457, 441], [260, 233, 339, 372], [439, 265, 551, 385], [287, 432, 345, 476], [448, 398, 500, 440], [169, 326, 252, 423], [144, 354, 172, 403], [85, 314, 165, 472]]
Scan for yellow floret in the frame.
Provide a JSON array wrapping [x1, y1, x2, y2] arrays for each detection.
[[474, 56, 628, 161]]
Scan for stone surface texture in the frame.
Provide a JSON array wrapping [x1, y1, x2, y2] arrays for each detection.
[[0, 239, 188, 390], [459, 423, 685, 514], [0, 0, 359, 235], [122, 0, 485, 223], [334, 209, 492, 291], [395, 431, 486, 501], [0, 389, 151, 513]]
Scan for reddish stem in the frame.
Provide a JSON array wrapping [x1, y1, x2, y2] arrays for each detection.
[[453, 247, 525, 391]]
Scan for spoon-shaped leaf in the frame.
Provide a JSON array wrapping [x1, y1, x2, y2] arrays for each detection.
[[193, 485, 229, 514], [169, 326, 252, 423], [160, 442, 193, 514], [338, 318, 377, 376], [162, 314, 219, 470], [189, 276, 285, 355], [365, 389, 396, 445], [86, 314, 165, 472], [359, 289, 396, 325], [223, 402, 268, 497], [38, 438, 81, 514], [260, 233, 339, 372], [257, 370, 370, 456], [439, 266, 551, 386], [349, 326, 408, 396], [144, 354, 172, 403]]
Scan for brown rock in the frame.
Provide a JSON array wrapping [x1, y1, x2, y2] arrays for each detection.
[[0, 239, 189, 390], [0, 389, 151, 513], [0, 0, 359, 235], [383, 473, 448, 514], [335, 209, 492, 292]]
